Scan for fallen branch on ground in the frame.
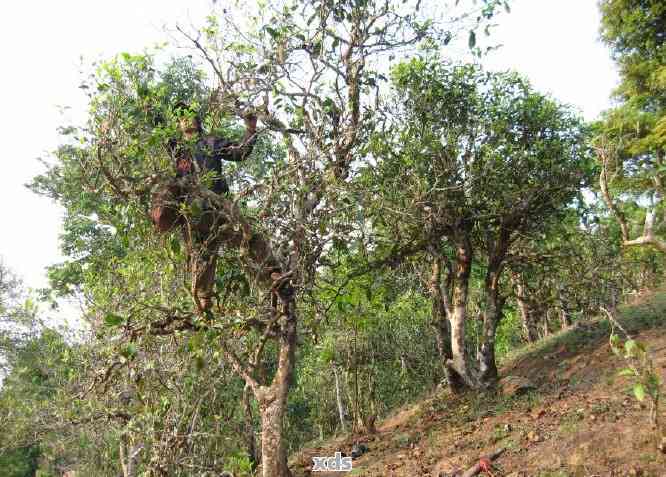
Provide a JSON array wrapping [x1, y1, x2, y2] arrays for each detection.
[[460, 448, 505, 477]]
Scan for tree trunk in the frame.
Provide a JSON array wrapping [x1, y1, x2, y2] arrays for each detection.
[[478, 268, 502, 388], [434, 318, 451, 360], [428, 254, 453, 362], [445, 236, 477, 391], [542, 309, 551, 338], [363, 354, 378, 434], [239, 298, 296, 477], [180, 183, 297, 477], [119, 436, 142, 477], [559, 308, 571, 329], [447, 303, 472, 391], [518, 297, 538, 342], [242, 384, 259, 471], [478, 231, 509, 389], [511, 271, 538, 343], [259, 397, 292, 477], [333, 364, 348, 434]]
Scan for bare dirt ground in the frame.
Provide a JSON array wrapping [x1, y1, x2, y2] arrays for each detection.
[[291, 291, 666, 477]]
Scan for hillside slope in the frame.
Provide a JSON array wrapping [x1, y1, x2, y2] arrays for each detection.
[[292, 291, 666, 477]]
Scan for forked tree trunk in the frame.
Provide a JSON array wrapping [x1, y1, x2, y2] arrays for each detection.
[[190, 192, 298, 477], [256, 299, 297, 477], [119, 436, 142, 477], [227, 296, 296, 477]]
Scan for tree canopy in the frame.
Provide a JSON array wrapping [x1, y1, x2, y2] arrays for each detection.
[[0, 1, 663, 476]]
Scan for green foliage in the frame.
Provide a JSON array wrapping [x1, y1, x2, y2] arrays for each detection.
[[0, 446, 40, 477], [286, 264, 439, 450], [600, 0, 666, 88], [609, 328, 662, 432], [9, 2, 666, 476], [375, 59, 590, 247], [362, 57, 590, 384], [597, 0, 666, 252], [0, 320, 76, 476]]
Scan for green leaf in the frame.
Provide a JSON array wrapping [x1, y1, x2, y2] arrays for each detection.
[[170, 237, 180, 255], [647, 374, 661, 390], [190, 200, 202, 218], [624, 339, 637, 356], [468, 30, 476, 49], [610, 334, 620, 347], [104, 314, 124, 327], [633, 383, 646, 402], [121, 343, 137, 359], [266, 26, 278, 39], [618, 367, 635, 377]]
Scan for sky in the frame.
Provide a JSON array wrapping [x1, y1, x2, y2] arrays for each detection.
[[0, 0, 618, 321]]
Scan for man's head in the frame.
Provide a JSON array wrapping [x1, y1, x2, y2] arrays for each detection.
[[174, 102, 203, 139]]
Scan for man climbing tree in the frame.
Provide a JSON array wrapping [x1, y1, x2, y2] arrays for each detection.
[[150, 103, 258, 311], [30, 2, 511, 475]]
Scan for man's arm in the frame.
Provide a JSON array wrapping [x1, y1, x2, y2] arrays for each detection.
[[207, 114, 258, 162]]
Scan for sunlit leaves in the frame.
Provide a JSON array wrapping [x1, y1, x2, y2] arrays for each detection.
[[633, 382, 646, 401]]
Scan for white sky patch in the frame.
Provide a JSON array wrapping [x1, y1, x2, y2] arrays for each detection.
[[0, 0, 618, 322], [0, 3, 210, 276], [482, 0, 619, 120], [0, 0, 212, 324]]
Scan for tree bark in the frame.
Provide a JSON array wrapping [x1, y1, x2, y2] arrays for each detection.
[[242, 384, 259, 471], [478, 267, 503, 388], [555, 287, 572, 330], [542, 309, 551, 339], [428, 254, 453, 362], [119, 436, 142, 477], [597, 145, 666, 253], [255, 300, 296, 477], [333, 364, 348, 434], [445, 235, 477, 391], [259, 397, 292, 477], [225, 291, 297, 477], [559, 308, 571, 329], [478, 230, 509, 388], [510, 271, 538, 343]]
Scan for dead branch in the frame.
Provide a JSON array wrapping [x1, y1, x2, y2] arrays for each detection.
[[596, 142, 666, 253]]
